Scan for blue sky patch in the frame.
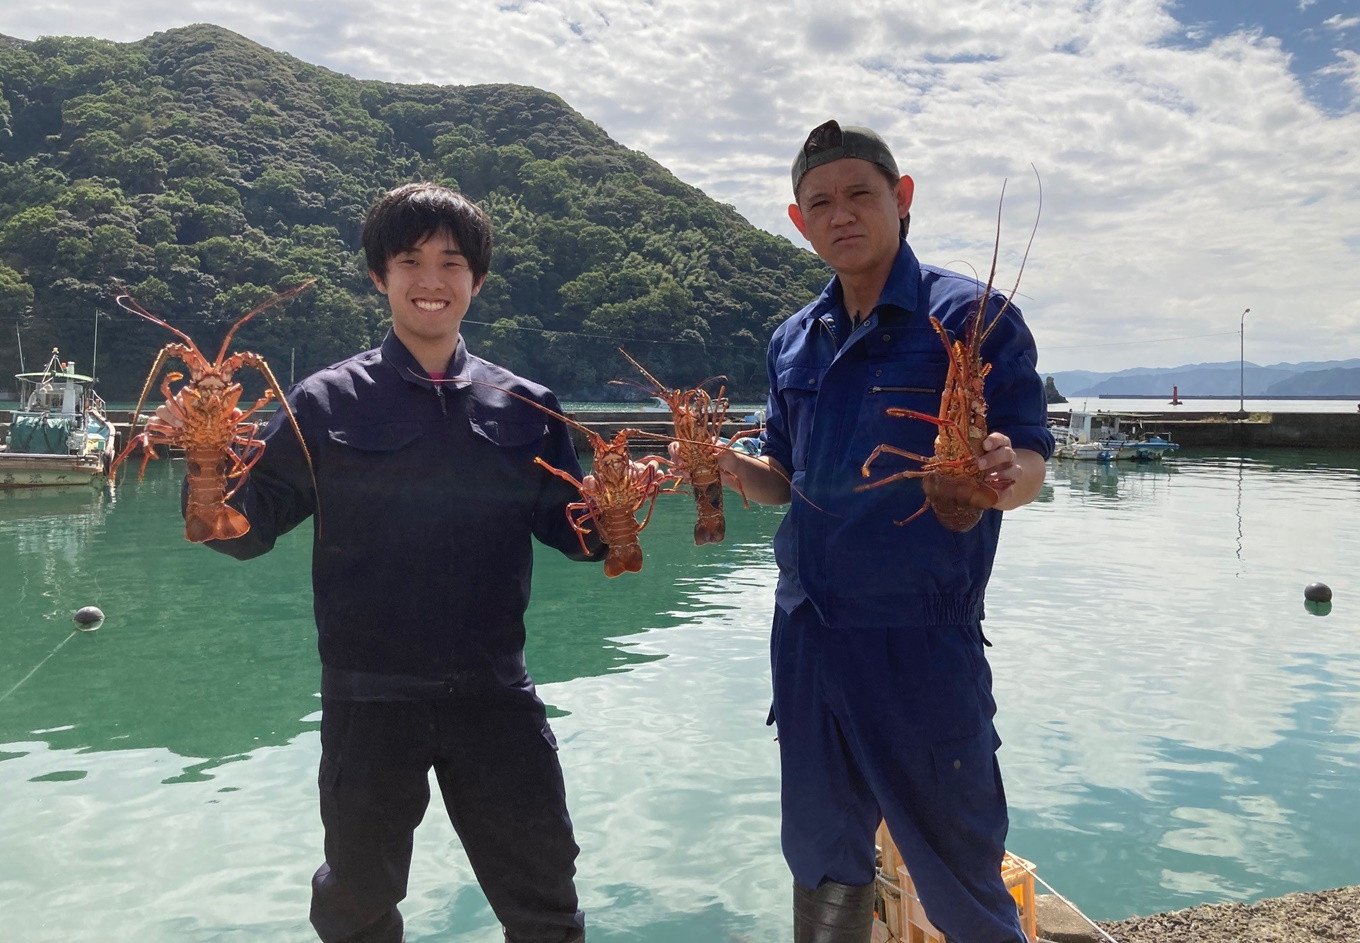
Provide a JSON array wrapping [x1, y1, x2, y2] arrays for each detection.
[[1164, 0, 1358, 112]]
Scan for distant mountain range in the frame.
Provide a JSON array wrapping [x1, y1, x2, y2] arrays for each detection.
[[1049, 359, 1360, 398]]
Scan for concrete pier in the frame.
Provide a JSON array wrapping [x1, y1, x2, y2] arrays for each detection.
[[1050, 409, 1360, 449]]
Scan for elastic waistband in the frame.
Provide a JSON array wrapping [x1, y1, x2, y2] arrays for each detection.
[[321, 652, 528, 701], [816, 591, 986, 628]]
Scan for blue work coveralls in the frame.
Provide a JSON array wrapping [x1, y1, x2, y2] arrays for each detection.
[[762, 241, 1054, 942], [205, 331, 601, 943]]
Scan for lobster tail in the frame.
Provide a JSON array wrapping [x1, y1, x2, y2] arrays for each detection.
[[692, 481, 726, 544], [931, 504, 985, 533], [603, 540, 644, 578], [184, 505, 250, 543]]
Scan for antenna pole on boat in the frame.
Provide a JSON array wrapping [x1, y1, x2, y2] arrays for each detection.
[[15, 322, 24, 374], [290, 347, 295, 386], [91, 308, 99, 382]]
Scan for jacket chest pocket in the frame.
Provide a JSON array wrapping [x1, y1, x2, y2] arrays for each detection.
[[327, 421, 424, 457], [468, 416, 547, 452], [325, 421, 424, 491], [853, 360, 949, 471], [775, 363, 826, 472]]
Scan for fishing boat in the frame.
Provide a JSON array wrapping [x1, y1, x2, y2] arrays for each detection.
[[1113, 433, 1180, 462], [0, 349, 116, 488], [1052, 413, 1114, 462], [1052, 410, 1178, 462]]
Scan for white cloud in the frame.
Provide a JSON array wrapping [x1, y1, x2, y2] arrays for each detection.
[[2, 0, 1358, 372], [1321, 14, 1360, 33]]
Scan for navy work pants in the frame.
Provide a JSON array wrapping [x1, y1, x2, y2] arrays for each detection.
[[309, 696, 585, 943], [772, 601, 1024, 943]]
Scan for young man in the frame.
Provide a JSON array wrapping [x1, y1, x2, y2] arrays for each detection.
[[199, 183, 600, 943], [716, 122, 1054, 942]]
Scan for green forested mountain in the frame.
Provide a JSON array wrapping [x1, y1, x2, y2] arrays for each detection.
[[0, 24, 826, 400]]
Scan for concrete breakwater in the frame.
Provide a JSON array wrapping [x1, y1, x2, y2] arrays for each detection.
[[560, 409, 1360, 454], [1069, 409, 1360, 450]]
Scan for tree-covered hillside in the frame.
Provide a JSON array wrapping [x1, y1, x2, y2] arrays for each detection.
[[0, 24, 827, 400]]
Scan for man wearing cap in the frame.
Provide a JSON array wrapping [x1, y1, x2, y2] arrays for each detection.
[[714, 121, 1053, 942]]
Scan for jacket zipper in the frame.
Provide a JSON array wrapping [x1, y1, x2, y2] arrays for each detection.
[[869, 385, 935, 395], [433, 384, 447, 415]]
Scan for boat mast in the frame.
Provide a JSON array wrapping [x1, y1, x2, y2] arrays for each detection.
[[91, 309, 99, 383], [15, 323, 24, 374]]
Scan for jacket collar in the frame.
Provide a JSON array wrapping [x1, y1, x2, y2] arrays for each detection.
[[380, 330, 469, 389], [799, 240, 923, 330]]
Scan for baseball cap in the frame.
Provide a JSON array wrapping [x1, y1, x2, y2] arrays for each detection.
[[791, 119, 900, 196]]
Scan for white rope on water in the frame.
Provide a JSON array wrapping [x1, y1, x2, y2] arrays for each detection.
[[1013, 857, 1123, 943], [0, 631, 78, 705]]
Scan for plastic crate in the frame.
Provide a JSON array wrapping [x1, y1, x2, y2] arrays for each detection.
[[874, 823, 1037, 943]]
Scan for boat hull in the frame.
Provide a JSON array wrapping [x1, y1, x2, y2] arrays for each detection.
[[1055, 441, 1115, 462], [0, 453, 108, 488]]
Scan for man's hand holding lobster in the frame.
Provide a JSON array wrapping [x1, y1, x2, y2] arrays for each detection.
[[922, 431, 1046, 530], [920, 431, 1016, 513]]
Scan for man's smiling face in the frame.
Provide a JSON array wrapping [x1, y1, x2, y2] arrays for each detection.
[[370, 227, 484, 361]]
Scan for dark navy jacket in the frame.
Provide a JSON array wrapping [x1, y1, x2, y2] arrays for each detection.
[[762, 241, 1054, 629], [205, 331, 601, 698]]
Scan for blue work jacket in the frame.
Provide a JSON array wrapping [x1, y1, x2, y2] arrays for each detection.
[[204, 331, 601, 699], [762, 241, 1054, 629]]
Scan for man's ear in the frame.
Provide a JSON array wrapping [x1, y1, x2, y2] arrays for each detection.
[[788, 203, 808, 239], [896, 175, 915, 219], [471, 274, 485, 297], [368, 269, 387, 294]]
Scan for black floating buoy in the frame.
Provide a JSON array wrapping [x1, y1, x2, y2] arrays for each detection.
[[1304, 583, 1333, 603], [1305, 599, 1332, 617], [73, 606, 104, 631]]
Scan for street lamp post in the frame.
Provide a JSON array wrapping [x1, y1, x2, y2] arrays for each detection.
[[1238, 307, 1251, 417]]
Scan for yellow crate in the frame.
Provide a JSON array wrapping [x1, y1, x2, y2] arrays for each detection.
[[875, 823, 1037, 943]]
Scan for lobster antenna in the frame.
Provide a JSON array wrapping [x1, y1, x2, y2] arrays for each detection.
[[216, 279, 316, 363], [617, 347, 669, 393], [979, 165, 1043, 348], [116, 294, 200, 353], [616, 347, 727, 396]]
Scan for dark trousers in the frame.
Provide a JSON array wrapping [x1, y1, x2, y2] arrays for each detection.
[[309, 696, 586, 943], [772, 601, 1025, 943]]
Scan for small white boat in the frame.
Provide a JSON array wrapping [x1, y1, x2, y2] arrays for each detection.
[[1055, 440, 1116, 462], [1, 349, 116, 488], [1112, 434, 1180, 462], [1052, 410, 1177, 462]]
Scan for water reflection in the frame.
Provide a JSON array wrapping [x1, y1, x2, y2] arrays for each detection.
[[1046, 457, 1176, 503], [0, 468, 783, 766], [998, 448, 1360, 918], [3, 448, 1359, 936]]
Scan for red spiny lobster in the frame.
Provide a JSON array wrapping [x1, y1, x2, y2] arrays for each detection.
[[110, 281, 318, 543], [611, 348, 756, 545], [856, 174, 1041, 532], [536, 427, 677, 577], [451, 379, 680, 577]]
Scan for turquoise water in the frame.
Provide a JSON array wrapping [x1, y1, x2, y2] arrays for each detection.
[[1, 449, 1358, 941]]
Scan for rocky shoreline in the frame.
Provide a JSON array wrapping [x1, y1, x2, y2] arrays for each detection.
[[1036, 885, 1360, 942]]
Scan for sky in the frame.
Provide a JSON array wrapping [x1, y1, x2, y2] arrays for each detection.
[[2, 0, 1358, 374]]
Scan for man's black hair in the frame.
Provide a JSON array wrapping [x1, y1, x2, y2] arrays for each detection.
[[362, 183, 493, 281]]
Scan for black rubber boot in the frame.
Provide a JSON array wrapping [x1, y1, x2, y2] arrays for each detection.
[[793, 879, 876, 943]]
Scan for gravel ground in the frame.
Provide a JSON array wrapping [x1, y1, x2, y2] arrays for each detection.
[[1097, 885, 1360, 943]]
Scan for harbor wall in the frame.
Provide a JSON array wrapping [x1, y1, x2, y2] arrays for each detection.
[[1058, 410, 1360, 449], [559, 410, 1360, 453]]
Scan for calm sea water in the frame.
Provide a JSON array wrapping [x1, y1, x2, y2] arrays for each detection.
[[1051, 397, 1360, 414], [1, 448, 1358, 942]]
